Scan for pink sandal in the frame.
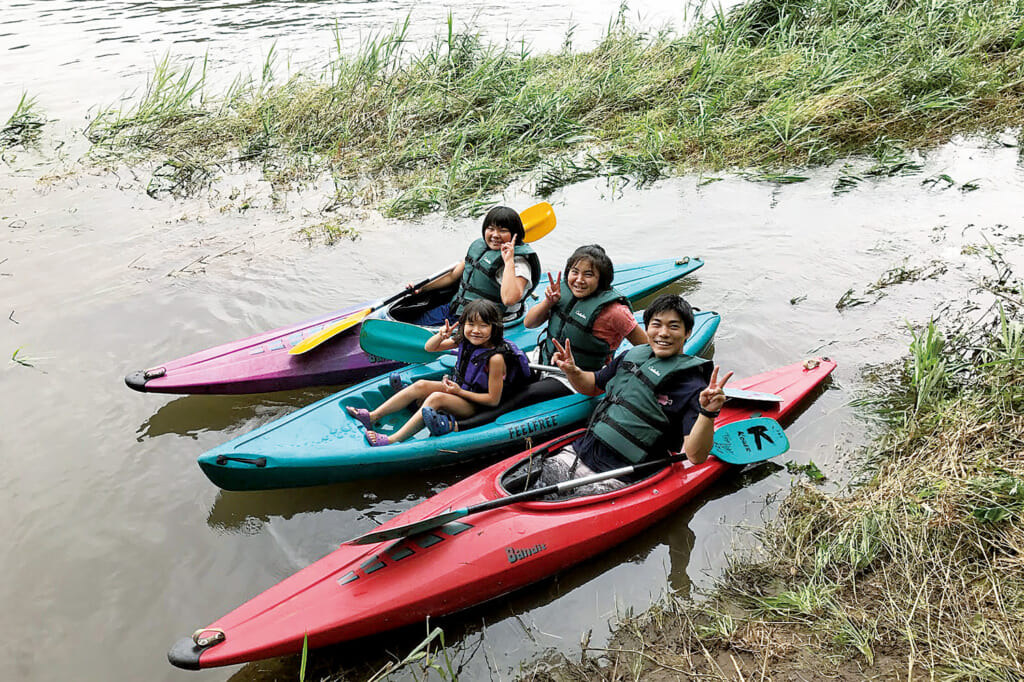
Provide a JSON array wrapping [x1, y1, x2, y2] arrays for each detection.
[[346, 406, 374, 430], [365, 430, 392, 447]]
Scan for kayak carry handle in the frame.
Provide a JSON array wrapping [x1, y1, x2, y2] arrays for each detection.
[[215, 455, 267, 468]]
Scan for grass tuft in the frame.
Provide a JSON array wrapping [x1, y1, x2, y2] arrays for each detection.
[[1, 93, 45, 149]]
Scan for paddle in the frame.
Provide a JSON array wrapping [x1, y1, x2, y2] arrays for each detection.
[[346, 417, 789, 546], [290, 202, 556, 355], [724, 387, 783, 403], [290, 263, 459, 356], [527, 362, 783, 403], [357, 336, 786, 406], [359, 318, 445, 364]]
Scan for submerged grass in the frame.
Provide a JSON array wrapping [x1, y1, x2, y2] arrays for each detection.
[[84, 0, 1024, 216], [523, 258, 1024, 680], [1, 93, 45, 150]]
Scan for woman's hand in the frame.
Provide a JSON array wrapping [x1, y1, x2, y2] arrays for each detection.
[[699, 365, 734, 413], [544, 271, 562, 304], [551, 338, 577, 374]]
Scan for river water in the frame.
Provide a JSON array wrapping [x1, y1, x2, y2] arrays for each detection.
[[3, 2, 1023, 681]]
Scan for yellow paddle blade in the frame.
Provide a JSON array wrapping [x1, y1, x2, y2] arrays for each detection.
[[521, 202, 556, 243], [288, 308, 372, 355]]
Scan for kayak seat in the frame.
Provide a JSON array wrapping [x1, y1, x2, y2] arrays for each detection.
[[457, 376, 573, 432], [389, 284, 459, 323], [500, 453, 547, 494]]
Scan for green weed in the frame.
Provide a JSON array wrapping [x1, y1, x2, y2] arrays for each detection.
[[1, 93, 45, 149], [299, 218, 360, 246]]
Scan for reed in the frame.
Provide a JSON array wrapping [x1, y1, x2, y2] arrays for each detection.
[[1, 92, 45, 149], [84, 0, 1024, 216]]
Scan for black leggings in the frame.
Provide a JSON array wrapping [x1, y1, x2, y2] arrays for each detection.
[[457, 377, 573, 431]]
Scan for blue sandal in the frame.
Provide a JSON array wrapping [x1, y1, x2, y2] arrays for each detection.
[[422, 406, 456, 437]]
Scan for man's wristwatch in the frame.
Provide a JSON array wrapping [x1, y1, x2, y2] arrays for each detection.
[[698, 406, 720, 419]]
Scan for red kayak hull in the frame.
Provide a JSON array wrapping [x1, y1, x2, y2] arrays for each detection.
[[169, 358, 836, 669]]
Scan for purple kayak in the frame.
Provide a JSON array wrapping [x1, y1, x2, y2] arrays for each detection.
[[124, 256, 705, 395], [124, 302, 404, 394]]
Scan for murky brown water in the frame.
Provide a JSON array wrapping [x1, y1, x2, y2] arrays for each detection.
[[3, 3, 1024, 682]]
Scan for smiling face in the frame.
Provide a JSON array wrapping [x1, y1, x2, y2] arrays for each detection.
[[461, 314, 494, 346], [566, 257, 600, 299], [645, 309, 691, 358], [483, 223, 514, 250]]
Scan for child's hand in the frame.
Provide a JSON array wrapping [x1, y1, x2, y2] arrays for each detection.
[[544, 271, 562, 304], [438, 319, 453, 340], [551, 338, 577, 374], [441, 376, 461, 394], [500, 239, 516, 264]]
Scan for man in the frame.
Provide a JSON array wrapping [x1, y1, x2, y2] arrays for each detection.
[[539, 294, 733, 494]]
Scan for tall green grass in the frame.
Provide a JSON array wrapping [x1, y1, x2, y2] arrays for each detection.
[[86, 0, 1024, 215]]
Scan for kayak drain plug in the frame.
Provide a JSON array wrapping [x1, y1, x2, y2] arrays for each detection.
[[215, 455, 267, 467]]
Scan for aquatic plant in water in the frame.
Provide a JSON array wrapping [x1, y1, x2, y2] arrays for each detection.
[[1, 93, 44, 149]]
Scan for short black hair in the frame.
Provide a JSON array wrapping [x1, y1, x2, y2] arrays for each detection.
[[481, 206, 525, 245], [564, 244, 614, 292], [642, 294, 694, 333], [456, 299, 504, 346]]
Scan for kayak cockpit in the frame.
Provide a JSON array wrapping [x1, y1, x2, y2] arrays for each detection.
[[384, 282, 529, 329], [496, 429, 680, 503], [386, 283, 458, 324]]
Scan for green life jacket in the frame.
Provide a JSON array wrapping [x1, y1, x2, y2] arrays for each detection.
[[591, 345, 711, 463], [452, 238, 542, 319], [537, 284, 631, 371]]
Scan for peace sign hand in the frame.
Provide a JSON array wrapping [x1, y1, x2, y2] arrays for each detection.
[[551, 338, 577, 374], [544, 271, 562, 304], [438, 319, 454, 340], [699, 365, 734, 413]]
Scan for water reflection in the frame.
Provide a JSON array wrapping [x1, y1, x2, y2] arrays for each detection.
[[206, 472, 455, 532], [135, 387, 336, 440]]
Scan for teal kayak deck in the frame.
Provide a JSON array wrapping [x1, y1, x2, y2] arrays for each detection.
[[198, 309, 719, 490]]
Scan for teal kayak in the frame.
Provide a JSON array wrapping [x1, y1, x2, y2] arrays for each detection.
[[197, 310, 720, 490]]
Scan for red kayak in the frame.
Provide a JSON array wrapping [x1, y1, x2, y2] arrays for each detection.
[[168, 358, 836, 670]]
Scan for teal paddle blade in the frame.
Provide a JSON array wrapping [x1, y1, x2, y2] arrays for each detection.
[[359, 318, 444, 364], [710, 417, 789, 465]]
